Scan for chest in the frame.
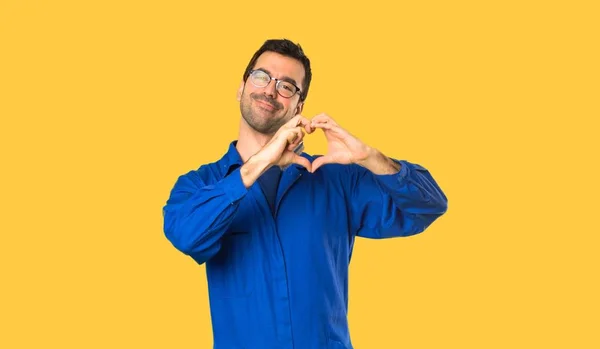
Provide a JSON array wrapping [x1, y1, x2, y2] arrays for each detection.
[[228, 173, 353, 252]]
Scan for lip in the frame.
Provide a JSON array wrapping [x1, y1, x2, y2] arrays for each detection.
[[255, 100, 277, 111]]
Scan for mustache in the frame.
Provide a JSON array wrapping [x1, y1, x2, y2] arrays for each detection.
[[251, 93, 282, 110]]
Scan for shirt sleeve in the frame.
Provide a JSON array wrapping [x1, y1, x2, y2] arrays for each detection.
[[349, 159, 448, 238], [162, 167, 248, 264]]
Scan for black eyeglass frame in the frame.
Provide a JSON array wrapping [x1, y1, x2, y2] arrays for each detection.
[[248, 69, 303, 99]]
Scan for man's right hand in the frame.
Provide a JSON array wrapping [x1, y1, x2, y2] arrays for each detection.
[[240, 115, 315, 188], [260, 115, 315, 170]]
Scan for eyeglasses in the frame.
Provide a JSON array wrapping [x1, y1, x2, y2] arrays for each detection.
[[248, 69, 302, 99]]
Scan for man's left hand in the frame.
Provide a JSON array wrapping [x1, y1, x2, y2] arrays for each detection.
[[310, 113, 401, 174]]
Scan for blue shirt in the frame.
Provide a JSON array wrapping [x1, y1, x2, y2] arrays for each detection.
[[163, 141, 448, 349], [257, 165, 282, 215]]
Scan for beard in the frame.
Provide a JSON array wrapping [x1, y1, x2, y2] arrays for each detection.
[[240, 91, 292, 135]]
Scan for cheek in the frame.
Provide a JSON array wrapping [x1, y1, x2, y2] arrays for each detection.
[[281, 99, 296, 112]]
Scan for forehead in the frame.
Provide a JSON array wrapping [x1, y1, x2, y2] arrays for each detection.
[[253, 51, 305, 85]]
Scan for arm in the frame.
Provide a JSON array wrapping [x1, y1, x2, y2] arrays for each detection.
[[309, 113, 447, 237], [350, 151, 448, 238], [163, 115, 315, 264], [162, 167, 249, 265]]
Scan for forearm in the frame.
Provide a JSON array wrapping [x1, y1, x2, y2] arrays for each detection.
[[352, 159, 447, 238], [163, 170, 247, 261], [240, 153, 273, 188], [356, 147, 402, 175]]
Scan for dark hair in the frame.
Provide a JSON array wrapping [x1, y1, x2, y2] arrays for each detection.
[[242, 39, 312, 102]]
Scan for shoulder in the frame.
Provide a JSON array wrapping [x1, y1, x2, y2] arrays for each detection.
[[191, 158, 232, 186], [174, 151, 234, 188]]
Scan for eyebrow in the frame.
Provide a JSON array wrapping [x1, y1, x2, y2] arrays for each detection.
[[257, 68, 300, 88]]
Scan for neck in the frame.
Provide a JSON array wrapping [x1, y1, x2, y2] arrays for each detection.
[[236, 118, 275, 162]]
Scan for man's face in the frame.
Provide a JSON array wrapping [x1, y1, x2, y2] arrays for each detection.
[[238, 51, 305, 135]]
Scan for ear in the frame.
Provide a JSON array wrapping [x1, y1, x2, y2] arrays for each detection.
[[295, 101, 304, 115], [236, 81, 245, 101]]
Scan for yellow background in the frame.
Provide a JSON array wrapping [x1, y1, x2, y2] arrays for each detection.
[[1, 0, 598, 348]]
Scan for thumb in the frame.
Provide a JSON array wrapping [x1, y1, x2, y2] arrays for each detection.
[[311, 155, 333, 173], [293, 154, 312, 172]]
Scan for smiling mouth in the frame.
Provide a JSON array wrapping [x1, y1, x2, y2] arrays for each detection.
[[255, 100, 278, 111]]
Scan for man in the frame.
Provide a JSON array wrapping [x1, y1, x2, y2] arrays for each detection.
[[163, 39, 448, 349]]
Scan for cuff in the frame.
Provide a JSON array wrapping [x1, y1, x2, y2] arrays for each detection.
[[372, 159, 410, 188], [221, 167, 249, 204]]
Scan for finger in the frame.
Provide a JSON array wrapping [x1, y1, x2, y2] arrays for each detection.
[[289, 141, 304, 154], [292, 154, 312, 172], [312, 122, 344, 135], [283, 115, 301, 128], [288, 131, 301, 147], [287, 115, 314, 133], [295, 114, 315, 134], [311, 155, 333, 172], [304, 122, 315, 134], [312, 122, 334, 130], [311, 113, 337, 126], [287, 139, 303, 152], [285, 127, 304, 149]]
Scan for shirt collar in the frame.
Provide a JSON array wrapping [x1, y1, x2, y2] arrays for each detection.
[[218, 141, 244, 176]]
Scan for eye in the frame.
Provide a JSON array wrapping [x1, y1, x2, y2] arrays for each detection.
[[280, 82, 295, 92], [257, 74, 269, 82], [252, 70, 269, 81]]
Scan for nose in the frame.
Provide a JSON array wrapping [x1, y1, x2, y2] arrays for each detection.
[[263, 79, 277, 99]]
